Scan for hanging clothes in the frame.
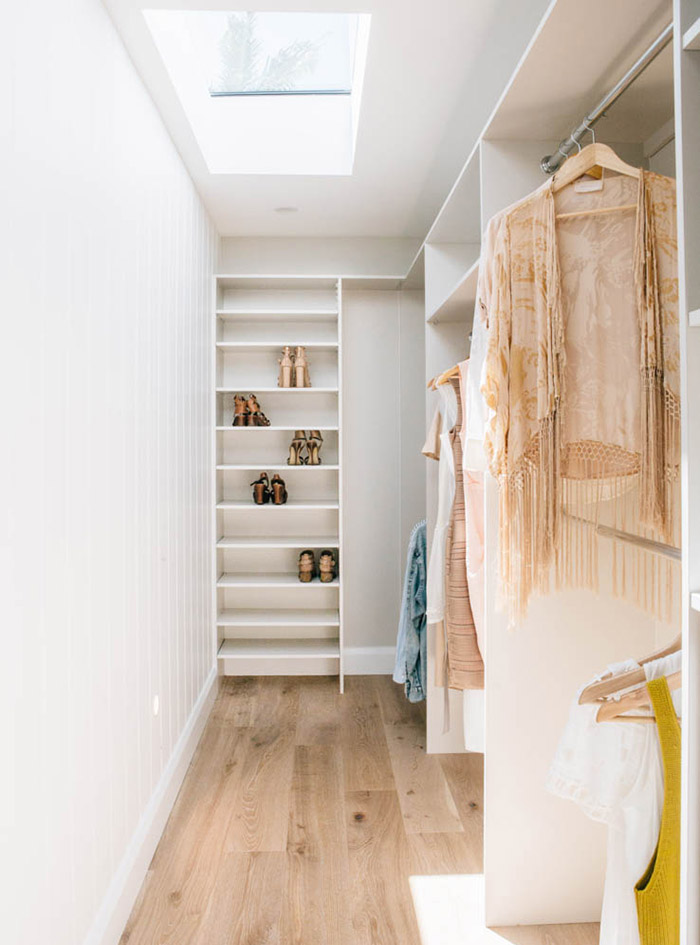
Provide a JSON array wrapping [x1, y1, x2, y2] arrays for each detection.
[[478, 171, 680, 624], [444, 375, 484, 689], [635, 676, 681, 945], [547, 650, 681, 945], [393, 520, 428, 703]]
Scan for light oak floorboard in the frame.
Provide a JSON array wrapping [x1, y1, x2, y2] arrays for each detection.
[[345, 790, 422, 945], [384, 720, 463, 834], [295, 676, 342, 746], [438, 751, 484, 860], [282, 745, 350, 944], [340, 676, 395, 792], [491, 924, 600, 945], [196, 852, 286, 945], [120, 676, 599, 945], [121, 721, 249, 944]]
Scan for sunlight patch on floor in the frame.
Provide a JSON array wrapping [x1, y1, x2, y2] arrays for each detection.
[[410, 874, 508, 945]]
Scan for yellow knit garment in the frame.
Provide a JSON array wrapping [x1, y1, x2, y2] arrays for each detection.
[[635, 676, 681, 945]]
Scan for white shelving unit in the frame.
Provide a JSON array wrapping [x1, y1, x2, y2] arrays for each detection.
[[213, 275, 343, 687]]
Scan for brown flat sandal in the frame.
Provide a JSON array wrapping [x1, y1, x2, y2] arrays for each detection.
[[271, 474, 288, 505], [246, 394, 271, 426], [233, 394, 249, 427], [250, 472, 271, 505], [319, 550, 336, 583], [298, 550, 315, 583]]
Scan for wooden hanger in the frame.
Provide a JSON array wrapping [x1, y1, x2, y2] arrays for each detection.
[[578, 634, 681, 705], [596, 670, 681, 724], [427, 364, 461, 390], [552, 142, 640, 192], [552, 143, 640, 221]]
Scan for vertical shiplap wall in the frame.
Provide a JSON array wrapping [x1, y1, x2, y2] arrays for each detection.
[[0, 2, 217, 944]]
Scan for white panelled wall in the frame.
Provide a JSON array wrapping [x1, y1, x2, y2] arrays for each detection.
[[341, 288, 426, 671], [0, 2, 217, 945]]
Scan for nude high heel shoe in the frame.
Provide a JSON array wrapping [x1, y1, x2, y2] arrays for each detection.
[[306, 430, 323, 465], [278, 346, 293, 388], [287, 430, 308, 466], [293, 346, 311, 388]]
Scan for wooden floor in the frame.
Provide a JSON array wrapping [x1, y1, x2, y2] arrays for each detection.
[[120, 676, 599, 945]]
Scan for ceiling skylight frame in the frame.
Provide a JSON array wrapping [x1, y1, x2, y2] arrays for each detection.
[[143, 9, 372, 176]]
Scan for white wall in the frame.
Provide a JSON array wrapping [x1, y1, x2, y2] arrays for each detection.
[[0, 2, 217, 944], [218, 236, 420, 277], [342, 289, 426, 659]]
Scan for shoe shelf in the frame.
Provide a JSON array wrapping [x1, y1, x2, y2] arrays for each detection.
[[216, 535, 340, 549], [216, 425, 339, 432], [217, 637, 340, 676], [216, 387, 339, 393], [216, 572, 340, 588], [216, 463, 340, 471], [216, 341, 339, 350], [216, 308, 338, 319], [217, 608, 340, 627], [213, 274, 344, 686], [216, 499, 339, 510]]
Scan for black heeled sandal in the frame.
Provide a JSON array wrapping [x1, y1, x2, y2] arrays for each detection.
[[271, 474, 288, 505], [250, 472, 272, 504]]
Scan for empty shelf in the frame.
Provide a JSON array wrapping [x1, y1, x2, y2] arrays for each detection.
[[218, 638, 340, 660], [217, 535, 339, 549], [216, 309, 338, 319], [217, 608, 340, 627], [683, 16, 700, 50], [217, 573, 340, 588]]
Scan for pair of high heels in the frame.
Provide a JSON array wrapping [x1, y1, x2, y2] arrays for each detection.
[[288, 430, 323, 466], [298, 549, 337, 583], [233, 394, 271, 427], [250, 472, 287, 505], [278, 346, 311, 388]]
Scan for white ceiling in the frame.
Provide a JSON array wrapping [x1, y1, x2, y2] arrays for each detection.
[[103, 0, 549, 238]]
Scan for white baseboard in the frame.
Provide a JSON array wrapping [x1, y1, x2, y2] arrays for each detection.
[[344, 645, 396, 675], [83, 665, 218, 945]]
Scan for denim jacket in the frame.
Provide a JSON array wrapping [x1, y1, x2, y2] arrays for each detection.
[[393, 520, 427, 703]]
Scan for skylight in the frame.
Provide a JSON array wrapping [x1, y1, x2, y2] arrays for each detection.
[[144, 10, 371, 175], [207, 12, 358, 96]]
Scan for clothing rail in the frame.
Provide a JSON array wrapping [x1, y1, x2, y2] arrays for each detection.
[[566, 514, 681, 562], [540, 22, 673, 175]]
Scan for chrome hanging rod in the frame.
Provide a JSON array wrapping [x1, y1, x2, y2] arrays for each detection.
[[566, 513, 681, 561], [541, 22, 673, 175]]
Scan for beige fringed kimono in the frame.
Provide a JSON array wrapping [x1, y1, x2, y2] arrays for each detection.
[[480, 171, 680, 624]]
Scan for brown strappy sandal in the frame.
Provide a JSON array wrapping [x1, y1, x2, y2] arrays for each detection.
[[298, 550, 315, 583], [306, 430, 323, 465], [287, 430, 308, 465], [270, 474, 288, 505], [319, 550, 336, 583], [246, 394, 271, 426], [250, 472, 271, 505], [232, 394, 249, 427]]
